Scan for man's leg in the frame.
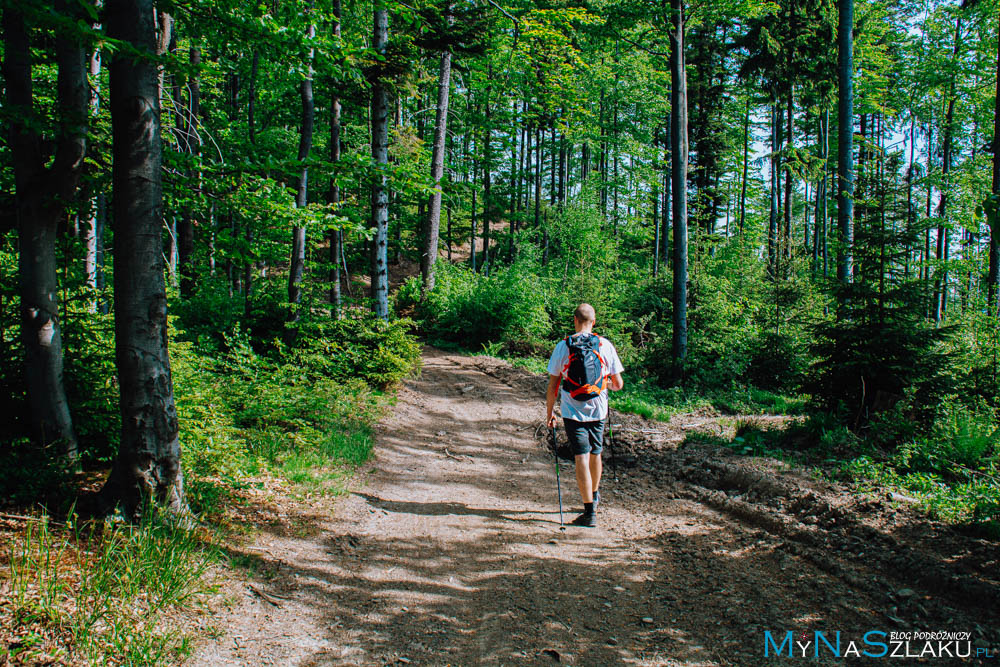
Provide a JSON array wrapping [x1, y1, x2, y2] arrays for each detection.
[[575, 454, 593, 503], [590, 453, 602, 495]]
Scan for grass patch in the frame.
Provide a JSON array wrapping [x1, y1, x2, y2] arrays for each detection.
[[708, 387, 808, 415], [2, 512, 213, 666]]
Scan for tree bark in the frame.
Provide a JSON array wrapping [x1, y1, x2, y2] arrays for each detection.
[[288, 2, 316, 331], [370, 5, 390, 319], [670, 0, 688, 381], [100, 0, 184, 518], [177, 46, 200, 299], [653, 128, 662, 277], [85, 43, 105, 312], [934, 18, 961, 325], [4, 5, 88, 460], [990, 9, 1000, 316], [662, 117, 671, 265], [738, 94, 750, 235], [328, 0, 342, 317], [534, 123, 542, 229], [768, 101, 780, 278], [821, 108, 830, 276], [421, 48, 451, 294], [482, 97, 492, 276], [783, 86, 794, 264], [836, 0, 855, 290]]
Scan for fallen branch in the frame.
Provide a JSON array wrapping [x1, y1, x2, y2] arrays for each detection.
[[249, 583, 290, 607]]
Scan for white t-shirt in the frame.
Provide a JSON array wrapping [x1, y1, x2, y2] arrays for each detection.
[[547, 333, 624, 422]]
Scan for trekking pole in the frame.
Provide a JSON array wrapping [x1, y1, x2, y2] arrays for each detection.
[[551, 426, 565, 531], [608, 411, 618, 481]]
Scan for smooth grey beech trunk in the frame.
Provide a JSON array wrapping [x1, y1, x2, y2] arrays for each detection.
[[370, 6, 390, 320], [670, 0, 688, 381], [3, 6, 88, 460], [421, 48, 452, 295], [100, 0, 185, 518]]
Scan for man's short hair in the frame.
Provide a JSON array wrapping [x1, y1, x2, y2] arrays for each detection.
[[574, 303, 596, 323]]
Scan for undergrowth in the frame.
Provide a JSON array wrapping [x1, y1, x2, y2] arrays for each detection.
[[697, 410, 1000, 536], [2, 512, 212, 666], [0, 307, 421, 665]]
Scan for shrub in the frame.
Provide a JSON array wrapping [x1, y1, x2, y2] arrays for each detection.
[[420, 261, 551, 347], [291, 312, 422, 388]]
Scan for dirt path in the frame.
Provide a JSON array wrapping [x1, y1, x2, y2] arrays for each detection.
[[189, 348, 1000, 666]]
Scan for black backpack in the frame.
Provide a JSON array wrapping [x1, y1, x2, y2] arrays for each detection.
[[560, 333, 607, 401]]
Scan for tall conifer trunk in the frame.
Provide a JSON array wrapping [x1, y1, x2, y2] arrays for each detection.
[[988, 13, 1000, 315], [837, 0, 855, 290], [670, 0, 688, 380]]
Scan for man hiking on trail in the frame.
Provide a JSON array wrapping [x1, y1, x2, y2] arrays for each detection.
[[546, 303, 624, 527]]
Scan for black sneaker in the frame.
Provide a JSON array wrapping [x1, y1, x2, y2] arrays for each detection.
[[571, 512, 597, 527], [593, 490, 601, 511]]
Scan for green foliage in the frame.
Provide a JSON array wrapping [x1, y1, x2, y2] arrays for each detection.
[[418, 260, 551, 346], [894, 403, 999, 476], [290, 312, 422, 389], [170, 322, 400, 512]]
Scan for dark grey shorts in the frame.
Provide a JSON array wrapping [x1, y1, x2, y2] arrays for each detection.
[[562, 418, 605, 456]]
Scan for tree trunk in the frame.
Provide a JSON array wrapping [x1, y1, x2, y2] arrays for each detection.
[[905, 116, 915, 280], [85, 43, 104, 312], [482, 99, 492, 276], [768, 101, 780, 278], [934, 18, 961, 325], [783, 86, 794, 264], [923, 121, 933, 298], [670, 0, 688, 381], [328, 0, 343, 317], [836, 0, 855, 289], [370, 6, 390, 319], [653, 128, 662, 277], [100, 0, 184, 518], [248, 49, 259, 144], [177, 46, 200, 299], [471, 151, 478, 272], [662, 119, 671, 265], [558, 131, 567, 205], [821, 108, 830, 276], [421, 49, 451, 294], [534, 124, 542, 229], [739, 94, 750, 235], [4, 6, 88, 460], [991, 11, 1000, 316], [288, 3, 316, 331]]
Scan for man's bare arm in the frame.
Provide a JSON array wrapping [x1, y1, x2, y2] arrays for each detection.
[[608, 373, 623, 391], [545, 374, 561, 427]]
